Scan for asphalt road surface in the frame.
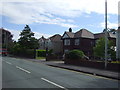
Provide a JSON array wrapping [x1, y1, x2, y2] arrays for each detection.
[[2, 56, 119, 89]]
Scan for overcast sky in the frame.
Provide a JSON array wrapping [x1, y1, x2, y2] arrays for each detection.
[[0, 0, 119, 41]]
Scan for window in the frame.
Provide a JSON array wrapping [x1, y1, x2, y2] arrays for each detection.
[[75, 39, 79, 45], [64, 39, 70, 45]]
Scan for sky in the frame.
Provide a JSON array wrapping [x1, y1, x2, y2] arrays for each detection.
[[0, 0, 119, 41]]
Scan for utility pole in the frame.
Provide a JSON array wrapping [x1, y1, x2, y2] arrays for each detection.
[[116, 27, 120, 60], [116, 2, 120, 60], [105, 0, 108, 69]]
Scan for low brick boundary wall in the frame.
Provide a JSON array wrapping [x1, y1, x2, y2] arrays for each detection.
[[65, 59, 120, 72]]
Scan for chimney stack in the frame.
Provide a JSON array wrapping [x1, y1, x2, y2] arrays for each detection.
[[69, 28, 72, 32]]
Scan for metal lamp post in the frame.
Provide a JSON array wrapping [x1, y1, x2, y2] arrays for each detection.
[[105, 0, 108, 69], [46, 41, 48, 61]]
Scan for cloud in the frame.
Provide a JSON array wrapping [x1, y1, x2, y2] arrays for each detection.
[[7, 29, 51, 41], [0, 0, 119, 28], [100, 21, 118, 29], [9, 29, 21, 41], [0, 2, 78, 28], [34, 32, 52, 39]]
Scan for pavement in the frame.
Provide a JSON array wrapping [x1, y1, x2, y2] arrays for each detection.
[[27, 58, 119, 80]]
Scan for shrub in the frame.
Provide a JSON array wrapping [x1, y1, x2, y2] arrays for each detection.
[[48, 49, 53, 55], [66, 50, 84, 60], [37, 50, 46, 57]]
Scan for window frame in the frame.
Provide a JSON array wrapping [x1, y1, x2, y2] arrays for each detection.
[[64, 39, 70, 45], [75, 39, 79, 45]]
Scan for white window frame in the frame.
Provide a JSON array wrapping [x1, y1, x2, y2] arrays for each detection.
[[64, 39, 70, 45], [75, 39, 79, 45]]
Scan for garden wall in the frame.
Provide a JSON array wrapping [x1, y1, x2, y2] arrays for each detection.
[[65, 59, 120, 72]]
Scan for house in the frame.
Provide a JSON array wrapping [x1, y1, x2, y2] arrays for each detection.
[[94, 32, 116, 45], [38, 34, 63, 54], [62, 28, 95, 58], [0, 28, 13, 49], [48, 34, 63, 54], [62, 28, 116, 59], [38, 36, 46, 50]]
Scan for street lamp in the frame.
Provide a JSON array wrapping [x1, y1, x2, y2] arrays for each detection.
[[105, 0, 108, 69], [46, 41, 48, 61]]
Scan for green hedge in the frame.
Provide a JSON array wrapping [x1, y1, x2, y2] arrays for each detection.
[[36, 49, 53, 57], [37, 50, 46, 57], [66, 50, 84, 60]]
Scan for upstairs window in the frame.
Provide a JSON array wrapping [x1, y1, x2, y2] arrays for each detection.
[[75, 39, 79, 45], [64, 39, 70, 45]]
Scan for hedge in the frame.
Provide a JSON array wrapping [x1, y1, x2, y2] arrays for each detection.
[[36, 49, 53, 57]]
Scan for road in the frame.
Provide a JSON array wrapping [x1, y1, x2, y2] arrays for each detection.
[[2, 56, 119, 89]]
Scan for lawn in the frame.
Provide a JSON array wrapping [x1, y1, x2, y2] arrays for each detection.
[[36, 57, 46, 60]]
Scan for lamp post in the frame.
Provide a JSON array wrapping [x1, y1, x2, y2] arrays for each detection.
[[105, 0, 108, 69], [116, 2, 120, 60], [46, 41, 48, 61], [116, 27, 120, 60]]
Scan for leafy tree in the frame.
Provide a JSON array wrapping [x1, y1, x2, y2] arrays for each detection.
[[108, 28, 116, 34], [103, 28, 116, 34], [18, 25, 39, 49], [93, 37, 116, 60]]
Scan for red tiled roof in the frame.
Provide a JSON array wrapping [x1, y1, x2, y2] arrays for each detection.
[[94, 32, 116, 39], [49, 34, 62, 41], [39, 36, 46, 41], [62, 29, 94, 39], [0, 28, 11, 34], [74, 29, 94, 39], [65, 32, 74, 38]]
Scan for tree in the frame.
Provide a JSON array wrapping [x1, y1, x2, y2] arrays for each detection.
[[103, 28, 116, 34], [18, 25, 39, 49], [93, 37, 116, 60], [108, 28, 116, 34]]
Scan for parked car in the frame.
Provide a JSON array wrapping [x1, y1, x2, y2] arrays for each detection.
[[0, 48, 8, 56]]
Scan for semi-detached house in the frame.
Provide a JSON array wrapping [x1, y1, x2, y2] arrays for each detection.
[[38, 34, 63, 54], [62, 28, 116, 59]]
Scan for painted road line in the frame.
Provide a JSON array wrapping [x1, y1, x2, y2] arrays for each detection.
[[16, 66, 31, 74], [5, 61, 12, 65], [41, 78, 68, 90]]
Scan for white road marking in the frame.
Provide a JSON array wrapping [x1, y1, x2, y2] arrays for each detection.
[[5, 61, 12, 65], [16, 66, 31, 74], [41, 78, 68, 90]]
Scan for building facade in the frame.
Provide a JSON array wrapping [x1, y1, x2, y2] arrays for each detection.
[[38, 36, 46, 50], [0, 28, 13, 49], [38, 34, 63, 54], [62, 29, 95, 58], [48, 34, 63, 54], [62, 28, 116, 59]]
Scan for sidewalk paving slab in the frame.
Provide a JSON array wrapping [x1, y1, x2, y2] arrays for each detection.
[[41, 61, 119, 80]]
